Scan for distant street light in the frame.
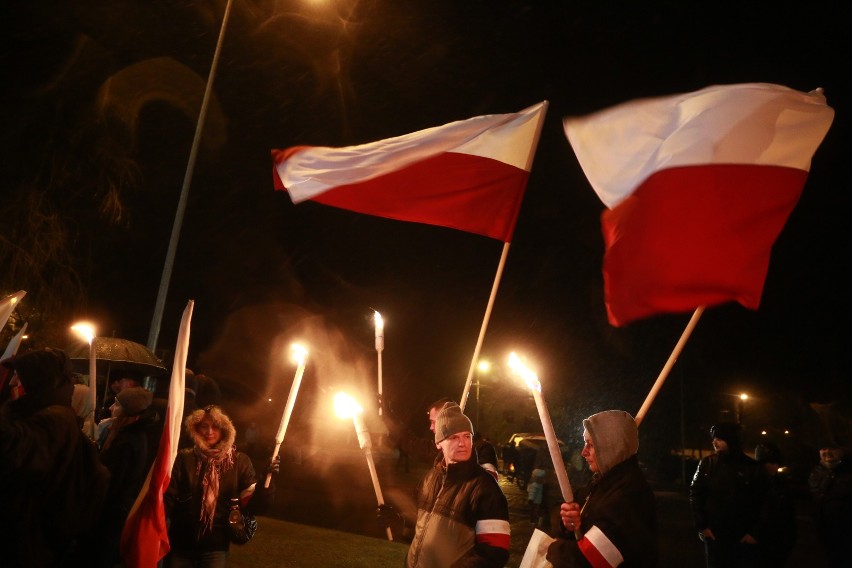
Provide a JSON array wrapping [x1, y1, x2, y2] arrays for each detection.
[[737, 393, 749, 425]]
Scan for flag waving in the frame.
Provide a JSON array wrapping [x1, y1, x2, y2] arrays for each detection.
[[564, 83, 834, 326], [121, 300, 194, 567], [273, 101, 548, 242]]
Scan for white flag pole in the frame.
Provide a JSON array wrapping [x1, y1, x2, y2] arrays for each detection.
[[635, 306, 705, 426], [460, 242, 509, 412]]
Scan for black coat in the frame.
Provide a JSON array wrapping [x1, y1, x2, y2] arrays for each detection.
[[547, 455, 658, 567]]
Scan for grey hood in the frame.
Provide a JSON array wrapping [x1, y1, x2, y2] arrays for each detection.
[[583, 410, 638, 475]]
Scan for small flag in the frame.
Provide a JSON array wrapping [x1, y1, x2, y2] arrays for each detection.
[[564, 83, 834, 326], [120, 300, 194, 567], [273, 102, 548, 242]]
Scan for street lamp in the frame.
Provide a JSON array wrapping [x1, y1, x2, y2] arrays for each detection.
[[737, 393, 748, 425], [71, 321, 97, 439]]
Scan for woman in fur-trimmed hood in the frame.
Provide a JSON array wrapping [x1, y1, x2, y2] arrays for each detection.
[[164, 405, 278, 567]]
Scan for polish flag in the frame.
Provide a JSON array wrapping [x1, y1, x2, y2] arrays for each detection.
[[273, 101, 548, 242], [120, 300, 193, 568], [564, 83, 834, 326]]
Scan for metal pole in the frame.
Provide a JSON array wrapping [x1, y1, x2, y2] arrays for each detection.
[[147, 0, 234, 351]]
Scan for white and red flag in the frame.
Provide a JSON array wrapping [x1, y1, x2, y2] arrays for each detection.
[[120, 300, 194, 568], [564, 83, 834, 326], [272, 101, 548, 242]]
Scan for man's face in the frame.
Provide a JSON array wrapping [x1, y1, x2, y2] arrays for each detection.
[[428, 407, 439, 433], [437, 431, 473, 464], [820, 447, 842, 467], [712, 437, 729, 453], [581, 431, 600, 473]]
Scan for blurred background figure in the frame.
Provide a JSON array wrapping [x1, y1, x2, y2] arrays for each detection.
[[808, 443, 852, 568], [754, 441, 796, 568]]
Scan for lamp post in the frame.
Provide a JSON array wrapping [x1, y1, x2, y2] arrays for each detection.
[[474, 359, 491, 428], [737, 393, 748, 425]]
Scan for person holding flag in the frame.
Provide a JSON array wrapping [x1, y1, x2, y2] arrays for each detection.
[[546, 410, 657, 567]]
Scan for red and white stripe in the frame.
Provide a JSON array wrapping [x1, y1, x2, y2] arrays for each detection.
[[577, 525, 624, 567], [475, 518, 511, 550]]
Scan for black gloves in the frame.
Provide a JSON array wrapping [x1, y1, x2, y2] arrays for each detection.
[[267, 455, 281, 476], [376, 504, 400, 527]]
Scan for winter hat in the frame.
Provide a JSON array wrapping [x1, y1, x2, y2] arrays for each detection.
[[583, 410, 639, 476], [116, 386, 153, 417], [710, 422, 742, 445], [434, 402, 474, 444]]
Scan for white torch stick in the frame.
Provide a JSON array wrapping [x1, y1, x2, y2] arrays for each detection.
[[71, 322, 97, 440], [265, 343, 308, 489], [335, 392, 393, 541], [374, 311, 384, 416], [508, 352, 574, 504]]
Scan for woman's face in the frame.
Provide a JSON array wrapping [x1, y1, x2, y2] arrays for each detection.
[[196, 416, 222, 447]]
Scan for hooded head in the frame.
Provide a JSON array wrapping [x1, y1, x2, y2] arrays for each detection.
[[434, 401, 474, 444], [115, 386, 153, 417], [185, 405, 236, 452], [582, 410, 638, 476], [710, 422, 743, 453], [2, 348, 74, 413]]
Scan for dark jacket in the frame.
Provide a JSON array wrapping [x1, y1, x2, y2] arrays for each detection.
[[0, 383, 108, 567], [547, 455, 657, 567], [165, 448, 259, 552], [690, 450, 766, 540], [407, 455, 510, 567]]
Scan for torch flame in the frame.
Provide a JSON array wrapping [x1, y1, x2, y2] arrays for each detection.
[[71, 322, 96, 344], [334, 392, 363, 419], [290, 343, 308, 365], [374, 311, 384, 333], [508, 352, 541, 392]]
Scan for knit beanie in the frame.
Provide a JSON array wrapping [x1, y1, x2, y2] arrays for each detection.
[[116, 386, 153, 417], [434, 402, 474, 444], [583, 410, 639, 475]]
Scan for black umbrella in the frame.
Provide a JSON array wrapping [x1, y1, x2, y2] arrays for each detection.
[[65, 337, 168, 378]]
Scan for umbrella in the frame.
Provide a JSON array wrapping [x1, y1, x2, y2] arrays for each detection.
[[65, 337, 168, 377]]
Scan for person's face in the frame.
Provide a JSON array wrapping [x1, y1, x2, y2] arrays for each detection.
[[118, 378, 139, 391], [428, 407, 439, 433], [581, 431, 600, 473], [110, 400, 122, 418], [196, 416, 222, 446], [820, 447, 842, 466], [110, 381, 122, 395], [437, 431, 473, 464], [712, 437, 729, 453]]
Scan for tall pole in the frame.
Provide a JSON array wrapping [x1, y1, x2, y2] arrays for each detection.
[[147, 0, 234, 351]]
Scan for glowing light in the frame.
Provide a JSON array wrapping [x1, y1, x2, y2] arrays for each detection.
[[784, 430, 790, 435], [761, 430, 767, 435], [71, 322, 96, 344], [334, 392, 363, 419], [268, 398, 273, 402], [477, 360, 492, 373], [374, 311, 384, 335], [291, 343, 308, 365], [739, 393, 749, 401], [508, 352, 540, 392]]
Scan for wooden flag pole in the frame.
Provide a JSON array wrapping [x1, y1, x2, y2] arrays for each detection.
[[635, 306, 705, 426], [460, 242, 510, 412]]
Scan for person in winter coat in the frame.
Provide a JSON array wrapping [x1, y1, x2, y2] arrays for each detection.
[[97, 386, 155, 567], [164, 405, 278, 568], [546, 410, 657, 567], [690, 422, 766, 568], [808, 443, 852, 567], [753, 441, 796, 568], [0, 348, 109, 567], [406, 402, 510, 567]]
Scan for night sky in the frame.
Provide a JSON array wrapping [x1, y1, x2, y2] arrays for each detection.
[[3, 1, 850, 453]]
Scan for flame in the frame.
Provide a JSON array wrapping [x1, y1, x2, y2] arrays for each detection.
[[71, 322, 96, 344], [290, 343, 308, 365], [508, 352, 541, 392], [334, 392, 363, 419], [374, 311, 384, 333]]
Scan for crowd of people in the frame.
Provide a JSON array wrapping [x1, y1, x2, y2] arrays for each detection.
[[2, 346, 851, 567]]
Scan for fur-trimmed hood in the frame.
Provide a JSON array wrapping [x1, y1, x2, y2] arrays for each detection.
[[184, 405, 236, 453]]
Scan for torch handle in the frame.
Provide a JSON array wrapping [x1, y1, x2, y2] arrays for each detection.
[[532, 390, 574, 503], [363, 447, 393, 541], [264, 441, 283, 489]]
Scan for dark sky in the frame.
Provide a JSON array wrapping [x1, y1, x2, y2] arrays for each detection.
[[3, 1, 850, 449]]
